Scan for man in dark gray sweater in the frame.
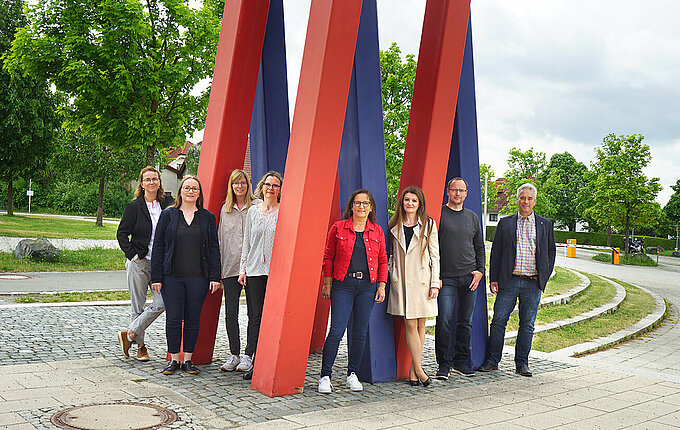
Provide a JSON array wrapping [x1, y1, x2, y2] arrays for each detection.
[[435, 177, 486, 379]]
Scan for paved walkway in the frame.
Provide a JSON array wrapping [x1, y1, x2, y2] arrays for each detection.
[[2, 248, 680, 428], [0, 211, 120, 225], [557, 250, 680, 384]]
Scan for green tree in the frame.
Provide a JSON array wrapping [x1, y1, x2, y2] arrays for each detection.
[[501, 147, 552, 217], [380, 42, 417, 209], [479, 163, 499, 211], [664, 179, 680, 228], [586, 133, 661, 254], [538, 152, 588, 231], [0, 0, 59, 215], [51, 132, 144, 226], [6, 0, 221, 166]]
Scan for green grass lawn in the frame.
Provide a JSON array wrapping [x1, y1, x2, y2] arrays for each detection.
[[528, 276, 657, 352], [0, 214, 118, 240], [501, 271, 616, 331], [660, 250, 680, 257], [0, 248, 125, 272], [11, 290, 146, 303], [592, 252, 658, 266], [486, 266, 581, 311]]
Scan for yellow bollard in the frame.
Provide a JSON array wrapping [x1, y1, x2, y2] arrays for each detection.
[[611, 247, 620, 265], [566, 239, 576, 258]]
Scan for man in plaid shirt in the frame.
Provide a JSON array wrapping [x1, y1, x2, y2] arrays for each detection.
[[478, 183, 556, 377]]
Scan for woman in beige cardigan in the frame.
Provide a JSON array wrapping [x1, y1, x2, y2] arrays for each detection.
[[387, 186, 440, 386]]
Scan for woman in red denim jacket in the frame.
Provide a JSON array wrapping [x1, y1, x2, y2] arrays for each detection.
[[317, 189, 388, 394]]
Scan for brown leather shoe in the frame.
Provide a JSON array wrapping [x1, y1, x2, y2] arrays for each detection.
[[136, 344, 150, 361], [117, 331, 131, 358]]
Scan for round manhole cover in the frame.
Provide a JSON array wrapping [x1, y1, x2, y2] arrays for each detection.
[[0, 274, 31, 280], [51, 402, 178, 430]]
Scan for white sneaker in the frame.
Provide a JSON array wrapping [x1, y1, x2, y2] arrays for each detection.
[[220, 355, 240, 372], [236, 355, 253, 372], [318, 376, 333, 394], [347, 372, 363, 391]]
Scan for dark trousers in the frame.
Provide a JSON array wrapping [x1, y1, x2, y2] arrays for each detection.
[[222, 276, 243, 356], [244, 275, 267, 357], [321, 277, 377, 377], [486, 276, 542, 367], [435, 274, 477, 369], [160, 274, 209, 354]]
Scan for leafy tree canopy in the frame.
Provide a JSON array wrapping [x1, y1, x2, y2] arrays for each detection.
[[538, 152, 588, 231], [586, 133, 661, 253], [501, 147, 553, 217], [380, 42, 416, 210], [0, 0, 59, 215], [6, 0, 221, 165], [663, 179, 680, 226]]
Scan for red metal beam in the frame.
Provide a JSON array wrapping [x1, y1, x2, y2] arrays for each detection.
[[251, 0, 364, 396], [309, 177, 341, 353], [190, 0, 271, 365], [394, 0, 471, 380]]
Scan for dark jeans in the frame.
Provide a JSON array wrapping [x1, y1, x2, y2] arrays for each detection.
[[161, 274, 209, 354], [486, 276, 542, 367], [435, 275, 477, 369], [244, 275, 267, 357], [223, 276, 243, 356], [321, 277, 377, 378]]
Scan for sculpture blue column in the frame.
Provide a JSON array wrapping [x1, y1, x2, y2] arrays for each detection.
[[443, 15, 489, 370], [249, 0, 290, 180], [338, 0, 396, 383]]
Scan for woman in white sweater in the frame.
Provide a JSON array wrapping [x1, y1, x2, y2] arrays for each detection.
[[237, 170, 283, 380]]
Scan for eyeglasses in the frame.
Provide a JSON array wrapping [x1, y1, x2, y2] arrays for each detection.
[[182, 186, 200, 193], [263, 183, 281, 189], [233, 181, 247, 187], [353, 201, 371, 208], [448, 188, 467, 193], [142, 177, 160, 183]]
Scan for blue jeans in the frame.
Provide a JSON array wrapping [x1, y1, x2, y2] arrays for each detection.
[[320, 277, 377, 377], [435, 275, 477, 368], [486, 276, 542, 367]]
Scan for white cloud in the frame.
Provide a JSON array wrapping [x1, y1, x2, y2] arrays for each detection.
[[193, 0, 679, 206]]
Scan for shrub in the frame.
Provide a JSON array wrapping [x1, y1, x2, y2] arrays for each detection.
[[486, 225, 675, 250]]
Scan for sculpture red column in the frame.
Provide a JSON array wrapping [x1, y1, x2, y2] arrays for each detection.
[[191, 0, 272, 365], [394, 0, 471, 379], [251, 0, 364, 396], [309, 178, 341, 353]]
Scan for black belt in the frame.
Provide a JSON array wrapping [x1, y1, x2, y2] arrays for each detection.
[[514, 274, 537, 280], [346, 271, 365, 280]]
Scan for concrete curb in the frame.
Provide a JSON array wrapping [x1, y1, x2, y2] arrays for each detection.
[[504, 274, 626, 342], [549, 282, 667, 357], [486, 267, 591, 320], [540, 267, 590, 307]]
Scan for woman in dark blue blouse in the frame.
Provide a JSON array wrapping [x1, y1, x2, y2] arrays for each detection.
[[151, 176, 221, 375]]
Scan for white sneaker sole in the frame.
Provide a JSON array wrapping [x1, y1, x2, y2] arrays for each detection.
[[221, 365, 237, 372], [318, 386, 333, 394]]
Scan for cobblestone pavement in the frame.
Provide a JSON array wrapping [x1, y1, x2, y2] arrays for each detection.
[[1, 303, 572, 427]]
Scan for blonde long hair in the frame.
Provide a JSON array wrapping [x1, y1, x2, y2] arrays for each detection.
[[388, 186, 432, 262], [134, 166, 165, 203], [224, 169, 257, 213]]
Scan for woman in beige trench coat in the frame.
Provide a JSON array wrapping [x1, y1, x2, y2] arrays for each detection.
[[387, 186, 440, 386]]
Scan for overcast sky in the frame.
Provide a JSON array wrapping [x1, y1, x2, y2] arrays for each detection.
[[193, 0, 680, 206]]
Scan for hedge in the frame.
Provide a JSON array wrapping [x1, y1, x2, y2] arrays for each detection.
[[485, 225, 675, 250]]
